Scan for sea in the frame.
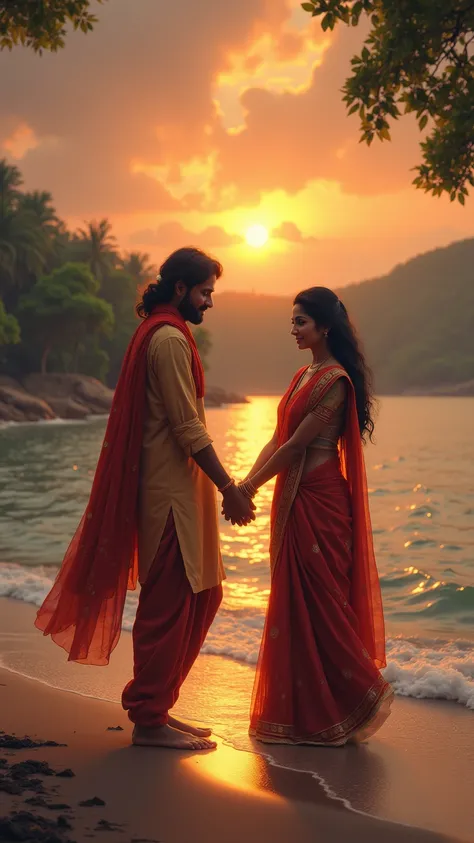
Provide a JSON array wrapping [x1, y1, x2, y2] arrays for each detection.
[[0, 395, 473, 711]]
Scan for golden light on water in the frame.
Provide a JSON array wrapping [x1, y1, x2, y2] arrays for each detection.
[[212, 398, 277, 614], [182, 739, 282, 801]]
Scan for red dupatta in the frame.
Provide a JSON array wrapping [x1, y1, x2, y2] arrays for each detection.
[[269, 365, 386, 669], [35, 306, 204, 666]]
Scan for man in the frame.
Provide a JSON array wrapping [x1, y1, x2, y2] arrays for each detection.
[[36, 247, 254, 751]]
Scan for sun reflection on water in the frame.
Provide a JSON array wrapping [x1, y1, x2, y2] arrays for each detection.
[[211, 398, 278, 619], [181, 739, 282, 801]]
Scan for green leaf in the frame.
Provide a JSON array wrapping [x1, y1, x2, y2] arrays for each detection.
[[458, 192, 465, 205], [418, 114, 428, 131], [301, 3, 314, 11], [321, 14, 331, 31]]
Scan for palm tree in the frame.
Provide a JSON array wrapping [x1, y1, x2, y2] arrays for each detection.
[[0, 159, 23, 218], [77, 218, 118, 282], [0, 162, 51, 304], [18, 190, 58, 229], [0, 210, 49, 287], [120, 251, 156, 285]]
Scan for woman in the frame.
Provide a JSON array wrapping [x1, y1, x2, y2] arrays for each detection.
[[236, 287, 393, 745]]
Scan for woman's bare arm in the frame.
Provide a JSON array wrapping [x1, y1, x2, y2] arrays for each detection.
[[243, 428, 279, 479], [248, 380, 345, 490]]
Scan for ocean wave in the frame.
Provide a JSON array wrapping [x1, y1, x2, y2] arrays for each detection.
[[0, 417, 90, 430], [0, 561, 140, 631], [1, 561, 473, 710], [385, 637, 474, 709], [380, 565, 474, 624]]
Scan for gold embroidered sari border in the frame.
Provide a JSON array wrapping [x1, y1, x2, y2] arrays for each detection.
[[269, 367, 347, 574], [250, 679, 393, 746]]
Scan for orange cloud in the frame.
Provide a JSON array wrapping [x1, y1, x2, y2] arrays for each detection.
[[2, 121, 39, 159], [130, 221, 243, 250], [0, 0, 421, 220], [272, 221, 317, 243], [1, 0, 471, 297], [0, 0, 289, 215], [275, 31, 305, 62], [210, 24, 421, 204]]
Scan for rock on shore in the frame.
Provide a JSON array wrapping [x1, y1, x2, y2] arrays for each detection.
[[0, 374, 248, 423], [0, 374, 114, 422], [205, 385, 249, 407]]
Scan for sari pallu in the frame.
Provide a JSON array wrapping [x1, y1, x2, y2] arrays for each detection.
[[250, 366, 393, 745]]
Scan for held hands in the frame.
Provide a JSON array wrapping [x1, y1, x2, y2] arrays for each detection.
[[221, 483, 256, 526]]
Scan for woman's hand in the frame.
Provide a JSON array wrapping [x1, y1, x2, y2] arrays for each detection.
[[221, 486, 256, 526]]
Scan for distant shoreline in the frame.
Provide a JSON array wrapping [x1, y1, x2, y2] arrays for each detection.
[[0, 373, 248, 424], [1, 372, 472, 425], [246, 384, 474, 398], [399, 380, 474, 397]]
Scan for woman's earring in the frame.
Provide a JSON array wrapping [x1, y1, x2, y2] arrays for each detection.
[[323, 329, 329, 338]]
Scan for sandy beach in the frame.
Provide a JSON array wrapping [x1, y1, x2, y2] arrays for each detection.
[[1, 599, 473, 843]]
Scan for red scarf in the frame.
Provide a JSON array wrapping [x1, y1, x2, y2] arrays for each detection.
[[35, 306, 204, 665]]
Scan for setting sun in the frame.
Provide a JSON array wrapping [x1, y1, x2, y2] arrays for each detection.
[[245, 224, 269, 249]]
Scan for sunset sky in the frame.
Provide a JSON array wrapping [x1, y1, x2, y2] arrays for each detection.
[[1, 0, 473, 294]]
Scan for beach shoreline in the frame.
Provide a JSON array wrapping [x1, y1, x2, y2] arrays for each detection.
[[1, 598, 473, 842], [1, 667, 472, 843]]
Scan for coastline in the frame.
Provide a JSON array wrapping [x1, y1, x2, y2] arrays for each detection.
[[0, 373, 248, 424], [2, 377, 473, 427], [2, 667, 469, 843], [1, 598, 473, 842]]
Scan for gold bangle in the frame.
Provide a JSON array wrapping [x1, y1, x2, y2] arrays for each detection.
[[246, 477, 258, 497], [238, 479, 258, 499], [219, 478, 235, 494]]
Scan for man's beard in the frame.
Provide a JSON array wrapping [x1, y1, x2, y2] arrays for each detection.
[[179, 292, 205, 325]]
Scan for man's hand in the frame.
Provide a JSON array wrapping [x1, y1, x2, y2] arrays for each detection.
[[221, 485, 256, 526]]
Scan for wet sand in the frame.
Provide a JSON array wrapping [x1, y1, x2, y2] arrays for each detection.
[[1, 597, 473, 843]]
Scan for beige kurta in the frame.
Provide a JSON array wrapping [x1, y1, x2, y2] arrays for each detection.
[[137, 324, 225, 592]]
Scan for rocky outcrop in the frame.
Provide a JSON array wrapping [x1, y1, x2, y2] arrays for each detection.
[[22, 374, 114, 420], [0, 374, 114, 423], [0, 376, 56, 423], [0, 373, 247, 423], [205, 385, 249, 407]]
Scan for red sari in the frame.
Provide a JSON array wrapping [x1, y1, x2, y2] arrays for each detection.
[[250, 366, 393, 745]]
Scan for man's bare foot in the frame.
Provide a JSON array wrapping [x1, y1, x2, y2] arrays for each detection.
[[168, 715, 212, 738], [132, 724, 216, 750]]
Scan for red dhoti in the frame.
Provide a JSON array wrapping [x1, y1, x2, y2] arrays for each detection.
[[122, 513, 222, 727]]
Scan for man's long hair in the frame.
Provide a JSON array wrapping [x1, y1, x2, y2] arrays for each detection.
[[137, 247, 223, 318]]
